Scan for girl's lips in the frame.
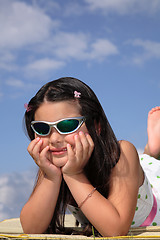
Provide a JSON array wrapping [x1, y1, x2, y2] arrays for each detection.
[[49, 147, 67, 156]]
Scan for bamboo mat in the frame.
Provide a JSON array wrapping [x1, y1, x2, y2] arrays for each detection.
[[0, 216, 160, 240]]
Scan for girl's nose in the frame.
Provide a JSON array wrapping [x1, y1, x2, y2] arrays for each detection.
[[49, 128, 63, 143]]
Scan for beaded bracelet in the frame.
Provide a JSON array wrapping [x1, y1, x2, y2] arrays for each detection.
[[78, 188, 96, 208]]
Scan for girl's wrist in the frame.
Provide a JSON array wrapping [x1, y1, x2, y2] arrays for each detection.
[[63, 169, 83, 177], [63, 171, 87, 184], [44, 172, 62, 183]]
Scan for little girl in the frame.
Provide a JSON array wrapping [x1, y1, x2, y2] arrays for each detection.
[[20, 77, 160, 237]]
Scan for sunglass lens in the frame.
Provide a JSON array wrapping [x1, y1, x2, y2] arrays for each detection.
[[33, 122, 50, 135], [57, 119, 79, 133]]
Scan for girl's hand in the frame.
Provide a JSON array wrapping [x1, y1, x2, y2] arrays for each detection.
[[62, 132, 94, 176], [27, 138, 62, 181]]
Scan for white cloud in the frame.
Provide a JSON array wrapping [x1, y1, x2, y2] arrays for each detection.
[[0, 170, 35, 221], [85, 0, 160, 15], [19, 33, 118, 78], [127, 39, 160, 65], [48, 32, 118, 61], [0, 62, 17, 72], [0, 51, 17, 71], [6, 79, 25, 88], [90, 39, 119, 60], [52, 32, 89, 60], [0, 0, 119, 80], [132, 39, 160, 58], [63, 2, 85, 16], [0, 0, 59, 49], [26, 58, 65, 72], [32, 0, 60, 15], [0, 52, 15, 63], [0, 0, 60, 76]]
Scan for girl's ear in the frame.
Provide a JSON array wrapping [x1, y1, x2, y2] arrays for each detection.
[[95, 121, 101, 135]]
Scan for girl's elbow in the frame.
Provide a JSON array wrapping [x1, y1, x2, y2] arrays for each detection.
[[102, 229, 129, 238], [101, 223, 130, 237], [20, 211, 43, 234]]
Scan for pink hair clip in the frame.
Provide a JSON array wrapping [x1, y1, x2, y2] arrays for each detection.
[[24, 103, 32, 112], [74, 91, 81, 98]]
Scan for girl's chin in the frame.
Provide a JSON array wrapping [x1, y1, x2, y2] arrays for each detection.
[[52, 158, 68, 168]]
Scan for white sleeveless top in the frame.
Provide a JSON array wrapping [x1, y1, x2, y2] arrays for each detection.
[[68, 154, 160, 228]]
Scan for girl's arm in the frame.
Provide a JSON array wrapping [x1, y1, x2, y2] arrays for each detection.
[[20, 138, 62, 233], [63, 140, 143, 237], [20, 175, 61, 233]]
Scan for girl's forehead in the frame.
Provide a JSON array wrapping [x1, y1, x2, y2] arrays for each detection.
[[40, 100, 81, 110], [34, 100, 81, 121]]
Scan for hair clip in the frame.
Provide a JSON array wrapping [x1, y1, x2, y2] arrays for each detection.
[[74, 91, 81, 98], [24, 103, 32, 112]]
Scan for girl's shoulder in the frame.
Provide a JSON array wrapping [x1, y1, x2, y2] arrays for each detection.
[[114, 140, 142, 177], [119, 140, 139, 163], [109, 140, 143, 197], [119, 140, 137, 153]]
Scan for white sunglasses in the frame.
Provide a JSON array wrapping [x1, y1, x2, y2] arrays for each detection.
[[31, 116, 85, 136]]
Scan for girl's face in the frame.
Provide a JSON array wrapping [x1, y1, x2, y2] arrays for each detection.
[[34, 100, 88, 168]]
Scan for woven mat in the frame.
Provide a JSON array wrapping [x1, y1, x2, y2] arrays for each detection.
[[0, 217, 160, 239]]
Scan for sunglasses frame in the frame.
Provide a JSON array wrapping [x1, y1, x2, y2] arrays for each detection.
[[31, 116, 86, 136]]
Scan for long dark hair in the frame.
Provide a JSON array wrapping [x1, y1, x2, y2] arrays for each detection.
[[24, 77, 120, 235]]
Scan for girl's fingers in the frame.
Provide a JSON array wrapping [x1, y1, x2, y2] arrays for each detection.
[[27, 137, 41, 153], [63, 132, 94, 176], [74, 134, 83, 160], [78, 132, 94, 160], [35, 146, 51, 168], [85, 133, 95, 157], [66, 143, 77, 165], [27, 138, 45, 164], [31, 139, 43, 158], [67, 143, 74, 158], [78, 131, 90, 160], [40, 145, 50, 157]]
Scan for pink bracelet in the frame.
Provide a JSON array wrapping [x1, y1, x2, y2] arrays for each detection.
[[78, 188, 96, 208]]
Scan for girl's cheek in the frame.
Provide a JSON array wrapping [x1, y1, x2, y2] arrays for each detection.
[[65, 134, 76, 146], [65, 126, 88, 145]]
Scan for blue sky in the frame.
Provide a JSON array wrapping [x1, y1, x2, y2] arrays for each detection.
[[0, 0, 160, 220]]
